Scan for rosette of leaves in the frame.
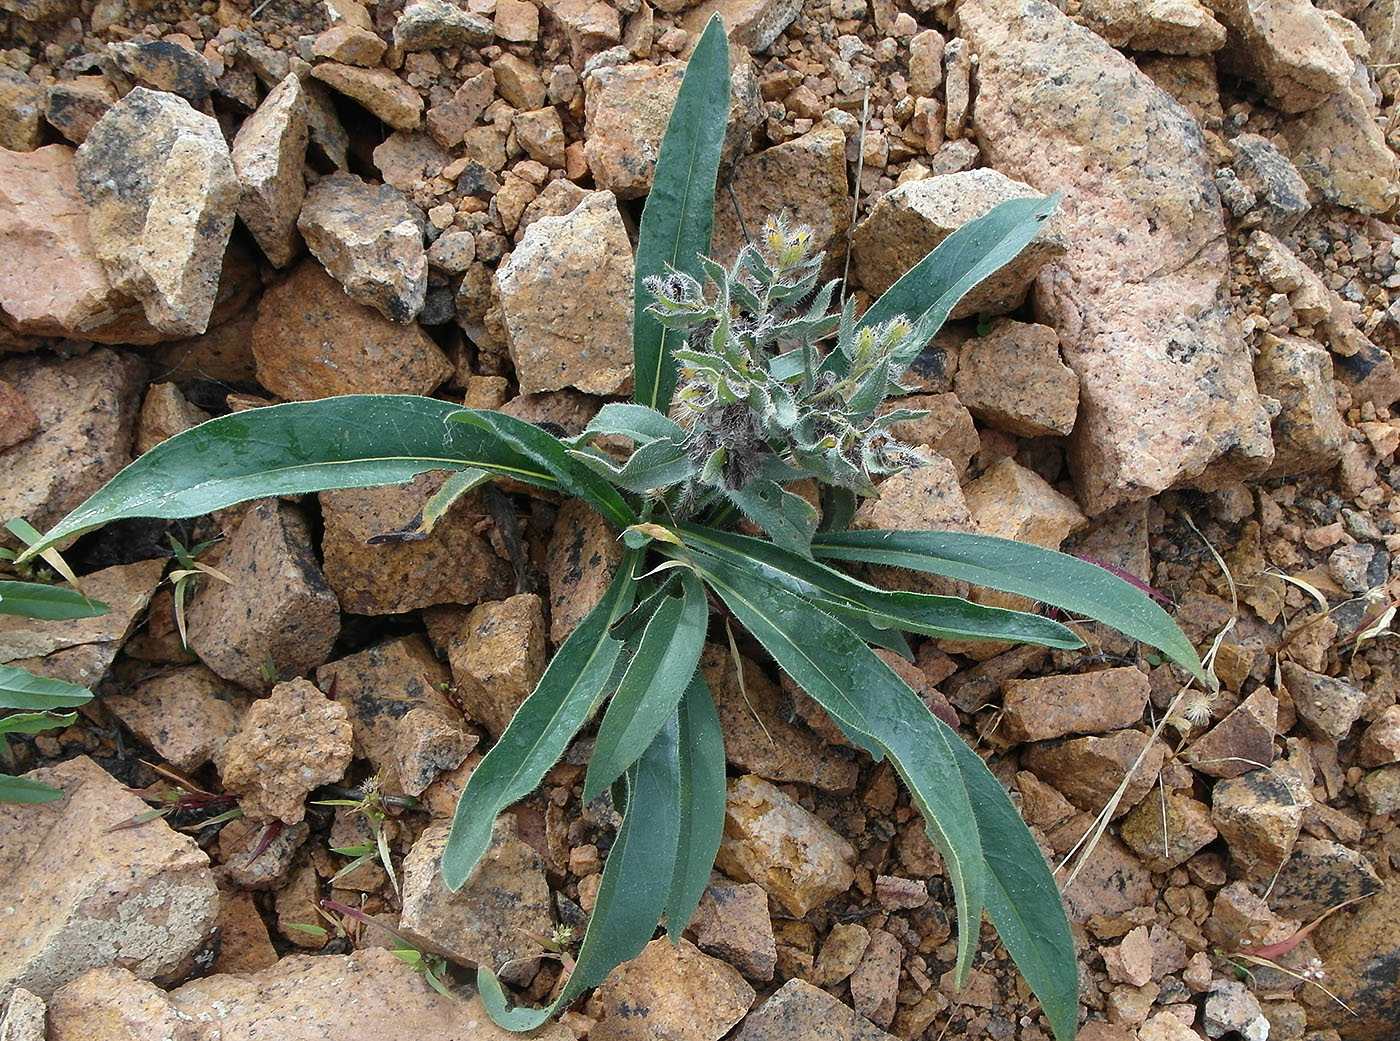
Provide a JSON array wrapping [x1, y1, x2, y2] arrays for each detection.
[[12, 16, 1207, 1040]]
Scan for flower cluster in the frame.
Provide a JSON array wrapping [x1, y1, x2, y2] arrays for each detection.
[[643, 214, 929, 503]]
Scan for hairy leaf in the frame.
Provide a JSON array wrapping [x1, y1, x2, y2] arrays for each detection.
[[0, 775, 64, 803], [442, 554, 639, 889], [583, 402, 686, 444], [0, 581, 108, 621], [17, 395, 555, 562], [0, 709, 78, 736], [0, 664, 94, 711], [812, 529, 1205, 681], [633, 14, 730, 412], [666, 671, 726, 936]]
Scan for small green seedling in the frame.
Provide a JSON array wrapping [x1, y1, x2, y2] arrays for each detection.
[[315, 776, 411, 898]]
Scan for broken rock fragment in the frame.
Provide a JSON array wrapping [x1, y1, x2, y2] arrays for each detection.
[[393, 0, 493, 50], [953, 319, 1078, 437], [1210, 765, 1309, 879], [185, 500, 341, 691], [498, 190, 634, 395], [310, 62, 422, 130], [104, 664, 252, 772], [297, 172, 427, 322], [218, 677, 353, 824], [231, 73, 309, 268], [0, 756, 219, 1003], [1001, 666, 1149, 743], [74, 87, 239, 336], [734, 978, 900, 1041], [589, 937, 755, 1041]]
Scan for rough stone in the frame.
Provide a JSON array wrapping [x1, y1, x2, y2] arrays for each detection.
[[715, 774, 857, 918], [398, 817, 552, 985], [0, 145, 169, 343], [959, 0, 1274, 514], [1062, 834, 1155, 920], [1207, 0, 1353, 112], [513, 106, 566, 168], [1254, 333, 1348, 476], [1119, 791, 1219, 871], [107, 40, 215, 102], [849, 929, 901, 1029], [1280, 661, 1367, 742], [389, 706, 478, 797], [1270, 838, 1383, 920], [252, 261, 449, 399], [134, 381, 211, 455], [297, 172, 427, 323], [953, 319, 1078, 437], [1359, 704, 1400, 766], [444, 593, 548, 738], [0, 348, 143, 547], [314, 634, 452, 782], [0, 756, 218, 1003], [702, 644, 859, 792], [493, 52, 547, 110], [880, 393, 979, 476], [0, 378, 37, 449], [231, 74, 308, 269], [583, 58, 760, 198], [104, 665, 251, 772], [733, 978, 899, 1041], [47, 950, 570, 1041], [1181, 686, 1278, 778], [590, 937, 755, 1041], [319, 471, 511, 614], [542, 0, 621, 56], [0, 987, 44, 1041], [310, 63, 422, 130], [1022, 730, 1168, 816], [709, 124, 849, 273], [0, 559, 162, 692], [1308, 880, 1400, 1040], [1279, 68, 1400, 216], [1002, 667, 1150, 743], [497, 191, 633, 395], [689, 882, 777, 981], [1073, 0, 1225, 54], [1356, 764, 1400, 813], [393, 0, 493, 50], [679, 0, 802, 52], [185, 500, 341, 692], [74, 88, 238, 336], [42, 77, 116, 147], [310, 24, 387, 65], [546, 497, 625, 643], [218, 677, 352, 824], [494, 0, 539, 42], [1225, 134, 1311, 233], [0, 66, 41, 152], [851, 170, 1068, 318], [852, 452, 973, 533], [425, 69, 494, 148], [1211, 765, 1309, 879]]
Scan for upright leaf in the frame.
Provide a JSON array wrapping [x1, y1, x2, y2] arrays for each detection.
[[633, 14, 731, 413], [16, 395, 557, 562], [665, 671, 726, 937], [585, 572, 708, 801], [690, 550, 986, 985], [441, 553, 640, 889], [851, 194, 1061, 374], [812, 528, 1205, 681], [478, 712, 683, 1028]]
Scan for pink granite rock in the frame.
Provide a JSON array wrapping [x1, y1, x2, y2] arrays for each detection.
[[230, 73, 308, 269], [1208, 0, 1352, 112], [1002, 666, 1150, 743], [0, 756, 219, 1002], [104, 665, 252, 772], [733, 978, 899, 1041], [218, 677, 353, 824], [444, 593, 547, 738], [546, 496, 625, 643], [953, 319, 1078, 437], [958, 0, 1274, 514], [590, 937, 756, 1041]]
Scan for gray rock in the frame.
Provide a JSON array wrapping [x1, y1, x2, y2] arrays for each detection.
[[733, 978, 899, 1041], [74, 88, 238, 337], [107, 40, 216, 102], [1254, 333, 1347, 476], [231, 74, 309, 268], [959, 0, 1274, 515], [399, 818, 552, 986], [186, 500, 341, 692], [497, 190, 634, 395], [392, 0, 493, 50], [852, 170, 1067, 317], [1280, 661, 1368, 742], [42, 76, 116, 146], [0, 756, 219, 1004], [1270, 838, 1383, 920], [298, 172, 427, 322], [1226, 133, 1311, 233], [1203, 980, 1269, 1040]]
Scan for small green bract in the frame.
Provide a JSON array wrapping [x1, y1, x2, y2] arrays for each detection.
[[11, 16, 1206, 1040]]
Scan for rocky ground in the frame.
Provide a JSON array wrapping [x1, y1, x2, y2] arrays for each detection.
[[1, 0, 1400, 1038]]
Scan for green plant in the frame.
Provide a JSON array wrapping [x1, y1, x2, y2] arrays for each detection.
[[315, 776, 411, 897], [12, 16, 1206, 1038], [0, 558, 108, 802]]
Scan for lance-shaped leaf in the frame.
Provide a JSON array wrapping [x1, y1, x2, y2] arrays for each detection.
[[633, 14, 730, 413], [850, 194, 1061, 375], [585, 571, 708, 801], [582, 402, 686, 444], [0, 709, 79, 736], [478, 711, 683, 1029], [441, 553, 640, 889], [723, 480, 818, 557], [0, 775, 64, 803], [0, 665, 94, 711], [0, 582, 108, 621], [678, 524, 1080, 648], [449, 409, 637, 529], [365, 468, 493, 544], [16, 395, 557, 563], [665, 671, 725, 936], [688, 549, 986, 985], [946, 734, 1079, 1041], [812, 528, 1206, 682]]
